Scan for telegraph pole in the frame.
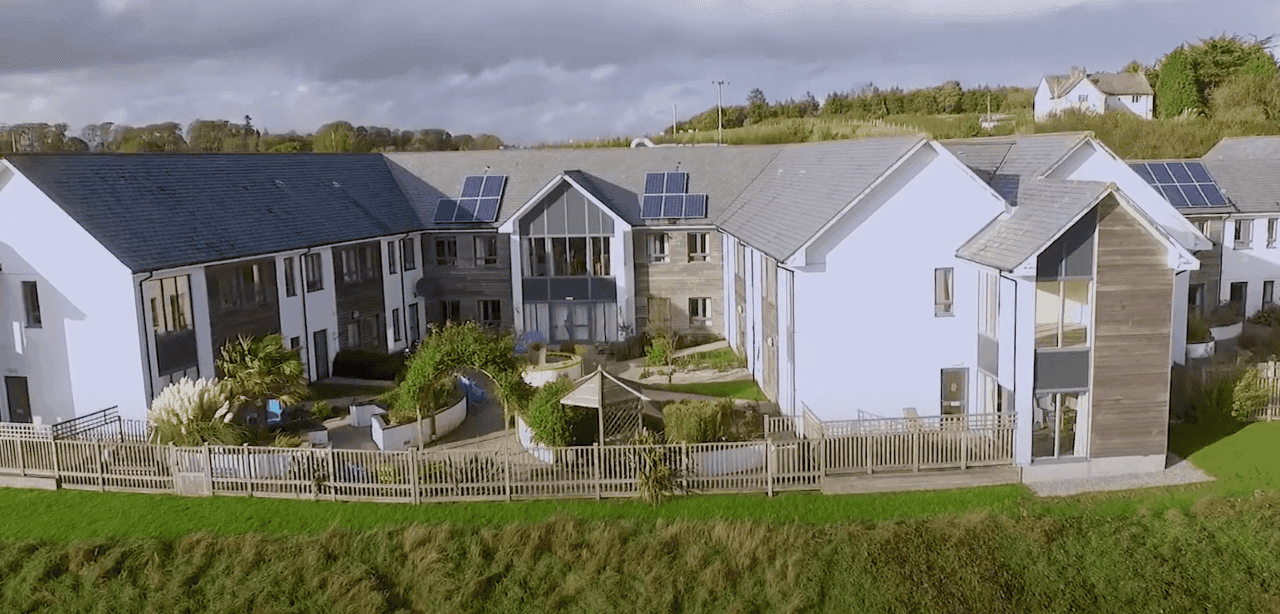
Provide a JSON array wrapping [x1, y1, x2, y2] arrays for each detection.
[[712, 80, 730, 145]]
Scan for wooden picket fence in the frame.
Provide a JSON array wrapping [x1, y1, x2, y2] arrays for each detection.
[[0, 410, 1014, 503], [1200, 360, 1280, 422]]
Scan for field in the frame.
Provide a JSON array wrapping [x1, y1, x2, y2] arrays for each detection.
[[0, 421, 1276, 612]]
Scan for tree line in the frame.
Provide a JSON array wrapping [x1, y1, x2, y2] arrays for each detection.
[[0, 116, 503, 154], [1146, 35, 1280, 121]]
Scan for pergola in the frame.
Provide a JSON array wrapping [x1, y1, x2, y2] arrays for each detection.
[[561, 367, 656, 445]]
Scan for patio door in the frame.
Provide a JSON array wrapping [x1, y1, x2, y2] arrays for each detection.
[[551, 303, 594, 343], [407, 303, 420, 345], [4, 377, 31, 423], [1032, 392, 1086, 458]]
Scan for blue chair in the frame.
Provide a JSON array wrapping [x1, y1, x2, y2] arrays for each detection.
[[267, 399, 282, 427]]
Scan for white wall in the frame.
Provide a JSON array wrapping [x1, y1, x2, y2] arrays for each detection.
[[1104, 94, 1153, 119], [790, 143, 1005, 421], [0, 168, 149, 422], [1035, 78, 1106, 120], [301, 247, 339, 380], [1220, 217, 1280, 315]]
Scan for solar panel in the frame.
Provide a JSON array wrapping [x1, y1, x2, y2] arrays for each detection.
[[455, 198, 479, 222], [480, 175, 506, 198], [1128, 161, 1228, 208], [664, 172, 687, 194], [662, 194, 685, 217], [433, 199, 459, 223], [684, 194, 707, 218], [461, 176, 484, 198], [641, 194, 663, 218], [644, 173, 666, 195], [475, 197, 501, 222]]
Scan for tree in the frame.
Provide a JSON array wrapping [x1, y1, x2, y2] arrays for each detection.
[[746, 88, 767, 107], [216, 334, 308, 429], [1157, 47, 1202, 118], [1210, 72, 1280, 120], [746, 88, 770, 124], [1185, 35, 1277, 97], [312, 121, 358, 152], [935, 80, 963, 114]]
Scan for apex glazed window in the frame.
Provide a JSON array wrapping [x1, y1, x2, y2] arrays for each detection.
[[523, 236, 610, 277]]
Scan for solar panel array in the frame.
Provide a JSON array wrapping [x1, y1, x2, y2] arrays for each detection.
[[434, 175, 506, 223], [1128, 161, 1228, 208], [641, 171, 709, 219]]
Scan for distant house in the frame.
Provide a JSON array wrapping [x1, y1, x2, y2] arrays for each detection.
[[1035, 68, 1154, 120]]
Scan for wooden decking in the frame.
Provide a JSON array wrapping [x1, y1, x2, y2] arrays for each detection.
[[820, 465, 1023, 495]]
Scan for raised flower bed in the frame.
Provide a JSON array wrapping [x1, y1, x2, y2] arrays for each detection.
[[522, 351, 584, 387], [363, 394, 468, 452]]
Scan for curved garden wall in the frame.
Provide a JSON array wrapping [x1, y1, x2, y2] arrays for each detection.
[[522, 353, 584, 387], [364, 396, 468, 452]]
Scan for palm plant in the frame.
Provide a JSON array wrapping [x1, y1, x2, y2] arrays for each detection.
[[216, 334, 309, 429]]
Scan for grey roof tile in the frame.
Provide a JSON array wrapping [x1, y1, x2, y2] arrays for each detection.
[[957, 178, 1110, 270], [5, 153, 417, 273], [1202, 137, 1280, 213], [713, 137, 926, 261]]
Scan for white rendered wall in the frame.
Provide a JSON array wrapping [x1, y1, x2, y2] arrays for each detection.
[[0, 168, 149, 422], [1220, 217, 1280, 315], [1104, 94, 1153, 119], [1035, 79, 1106, 120], [276, 250, 309, 372], [791, 145, 1005, 421], [302, 247, 339, 380]]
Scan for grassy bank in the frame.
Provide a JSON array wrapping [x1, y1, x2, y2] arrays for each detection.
[[3, 497, 1279, 612]]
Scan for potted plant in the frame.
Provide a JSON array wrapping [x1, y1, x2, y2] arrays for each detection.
[[1186, 314, 1215, 360]]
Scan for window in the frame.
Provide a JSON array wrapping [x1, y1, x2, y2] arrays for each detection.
[[591, 237, 610, 275], [941, 368, 967, 415], [934, 268, 954, 316], [1033, 392, 1083, 458], [1131, 94, 1141, 103], [407, 303, 420, 345], [648, 233, 669, 263], [689, 297, 711, 327], [979, 271, 998, 337], [1036, 279, 1091, 348], [1077, 94, 1088, 103], [289, 336, 300, 350], [523, 236, 611, 277], [474, 236, 499, 266], [1193, 219, 1211, 242], [283, 257, 297, 297], [1235, 218, 1254, 249], [150, 276, 191, 333], [687, 232, 709, 262], [436, 237, 457, 266], [1189, 283, 1206, 315], [1266, 281, 1275, 307], [478, 299, 501, 328], [344, 321, 359, 349], [304, 253, 323, 292], [392, 308, 401, 342], [211, 264, 269, 312], [1269, 219, 1277, 248], [439, 300, 460, 324], [340, 248, 359, 283], [401, 237, 416, 270], [359, 245, 378, 280], [21, 281, 41, 328], [387, 241, 397, 274]]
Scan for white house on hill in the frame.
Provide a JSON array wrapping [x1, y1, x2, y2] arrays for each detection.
[[1035, 68, 1154, 120]]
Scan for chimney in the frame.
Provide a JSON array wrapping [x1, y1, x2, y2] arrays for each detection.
[[1070, 66, 1086, 79]]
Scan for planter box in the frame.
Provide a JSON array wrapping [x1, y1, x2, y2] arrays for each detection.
[[304, 427, 329, 447], [1210, 322, 1242, 341], [690, 443, 766, 476], [349, 403, 384, 428], [1186, 340, 1215, 360], [516, 416, 556, 464], [522, 352, 584, 387], [370, 395, 467, 451]]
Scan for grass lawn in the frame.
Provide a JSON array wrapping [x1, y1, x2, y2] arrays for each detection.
[[307, 381, 392, 401], [648, 379, 767, 402]]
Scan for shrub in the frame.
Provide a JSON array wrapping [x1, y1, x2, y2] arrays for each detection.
[[558, 342, 576, 354], [384, 378, 461, 427], [1249, 305, 1280, 327], [1188, 315, 1213, 344], [394, 321, 527, 420], [310, 400, 339, 421], [1205, 302, 1245, 327], [663, 399, 735, 444], [332, 349, 405, 381], [1232, 367, 1272, 420], [147, 377, 248, 446], [524, 378, 595, 447], [645, 333, 674, 368], [632, 428, 682, 506]]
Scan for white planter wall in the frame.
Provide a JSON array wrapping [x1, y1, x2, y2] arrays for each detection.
[[369, 395, 467, 451], [521, 353, 583, 387]]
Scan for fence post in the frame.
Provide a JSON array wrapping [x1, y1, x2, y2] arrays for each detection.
[[912, 431, 920, 473], [765, 437, 774, 497], [818, 433, 827, 488], [51, 439, 60, 482], [865, 434, 873, 475], [203, 443, 213, 495], [592, 443, 601, 500], [961, 428, 968, 470], [410, 449, 420, 505], [16, 439, 24, 477], [96, 439, 105, 491], [681, 441, 690, 493], [503, 447, 512, 501], [326, 448, 337, 501]]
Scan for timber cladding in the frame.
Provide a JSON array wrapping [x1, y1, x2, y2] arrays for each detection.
[[334, 241, 387, 354], [761, 257, 778, 402], [422, 231, 512, 327], [1090, 198, 1172, 459], [633, 229, 723, 332]]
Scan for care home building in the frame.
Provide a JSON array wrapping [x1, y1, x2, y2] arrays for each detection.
[[0, 133, 1206, 476]]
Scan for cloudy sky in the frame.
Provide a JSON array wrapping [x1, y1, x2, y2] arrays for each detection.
[[0, 0, 1277, 145]]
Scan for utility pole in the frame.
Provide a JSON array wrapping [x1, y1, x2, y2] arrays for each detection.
[[712, 80, 730, 145]]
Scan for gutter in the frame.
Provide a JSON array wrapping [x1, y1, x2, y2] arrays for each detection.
[[137, 271, 157, 400]]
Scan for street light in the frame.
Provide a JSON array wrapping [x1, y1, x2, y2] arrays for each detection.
[[712, 80, 730, 145]]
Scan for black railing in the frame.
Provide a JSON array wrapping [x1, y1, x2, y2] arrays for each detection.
[[51, 406, 122, 441]]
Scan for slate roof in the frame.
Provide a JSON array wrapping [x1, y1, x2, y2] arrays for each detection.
[[1202, 137, 1280, 213], [384, 146, 784, 229], [956, 179, 1112, 270], [714, 136, 926, 261], [941, 133, 1088, 205], [1043, 70, 1152, 98], [5, 153, 418, 273]]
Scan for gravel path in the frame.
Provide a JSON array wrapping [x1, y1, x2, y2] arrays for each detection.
[[1024, 454, 1215, 497]]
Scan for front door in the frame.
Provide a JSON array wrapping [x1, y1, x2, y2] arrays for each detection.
[[313, 330, 329, 380], [4, 376, 31, 423], [941, 368, 967, 415], [407, 303, 420, 345], [551, 303, 594, 343]]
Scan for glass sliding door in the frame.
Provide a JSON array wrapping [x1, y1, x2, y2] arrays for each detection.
[[1032, 392, 1085, 458]]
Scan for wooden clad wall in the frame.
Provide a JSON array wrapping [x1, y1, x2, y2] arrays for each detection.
[[761, 256, 778, 402], [205, 257, 280, 359], [422, 232, 512, 327], [1091, 198, 1172, 458], [334, 241, 387, 354], [633, 228, 722, 332]]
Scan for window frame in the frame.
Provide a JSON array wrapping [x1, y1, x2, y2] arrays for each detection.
[[474, 236, 499, 267], [387, 241, 397, 274], [934, 268, 954, 317], [439, 299, 461, 324], [648, 233, 669, 263], [1266, 281, 1275, 307], [392, 307, 402, 342], [283, 256, 297, 297], [689, 297, 711, 327], [304, 253, 324, 292], [401, 237, 417, 271], [1268, 219, 1277, 248], [1077, 94, 1088, 103], [1235, 218, 1254, 250], [478, 299, 501, 329], [435, 237, 458, 266], [687, 232, 709, 262]]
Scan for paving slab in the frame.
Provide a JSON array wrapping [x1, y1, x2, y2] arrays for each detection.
[[1023, 454, 1215, 497]]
